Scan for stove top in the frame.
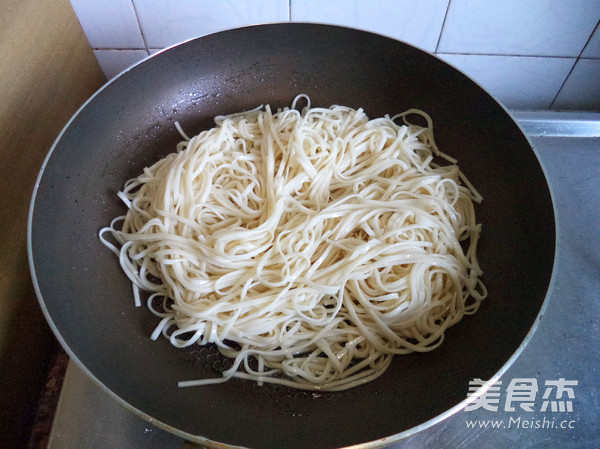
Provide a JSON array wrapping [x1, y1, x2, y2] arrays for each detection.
[[47, 111, 600, 449]]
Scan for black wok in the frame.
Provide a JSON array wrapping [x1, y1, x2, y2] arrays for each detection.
[[28, 24, 555, 449]]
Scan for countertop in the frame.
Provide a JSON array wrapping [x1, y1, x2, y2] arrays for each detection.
[[46, 112, 600, 449]]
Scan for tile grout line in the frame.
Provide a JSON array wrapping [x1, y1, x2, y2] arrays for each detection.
[[129, 0, 149, 54], [547, 67, 574, 108], [549, 18, 600, 109], [92, 48, 147, 51], [436, 52, 580, 59], [434, 0, 452, 53]]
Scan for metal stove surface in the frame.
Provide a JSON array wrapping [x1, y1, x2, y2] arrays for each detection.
[[47, 111, 600, 449]]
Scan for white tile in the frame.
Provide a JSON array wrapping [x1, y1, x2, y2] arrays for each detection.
[[70, 0, 145, 48], [438, 54, 575, 109], [553, 59, 600, 111], [582, 26, 600, 58], [438, 0, 600, 57], [291, 0, 449, 52], [94, 49, 149, 80], [133, 0, 289, 49]]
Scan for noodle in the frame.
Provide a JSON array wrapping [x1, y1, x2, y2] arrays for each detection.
[[99, 95, 487, 391]]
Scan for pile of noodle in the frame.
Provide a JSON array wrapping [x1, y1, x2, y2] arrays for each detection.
[[100, 95, 486, 391]]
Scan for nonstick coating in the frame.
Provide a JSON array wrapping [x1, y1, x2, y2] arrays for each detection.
[[29, 24, 555, 449]]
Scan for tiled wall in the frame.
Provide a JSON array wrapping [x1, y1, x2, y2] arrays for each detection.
[[71, 0, 600, 111]]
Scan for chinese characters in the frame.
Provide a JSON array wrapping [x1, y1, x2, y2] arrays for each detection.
[[465, 378, 578, 413]]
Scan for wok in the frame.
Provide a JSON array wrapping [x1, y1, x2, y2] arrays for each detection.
[[28, 24, 555, 448]]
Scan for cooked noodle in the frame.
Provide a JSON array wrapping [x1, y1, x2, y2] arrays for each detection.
[[100, 95, 487, 391]]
